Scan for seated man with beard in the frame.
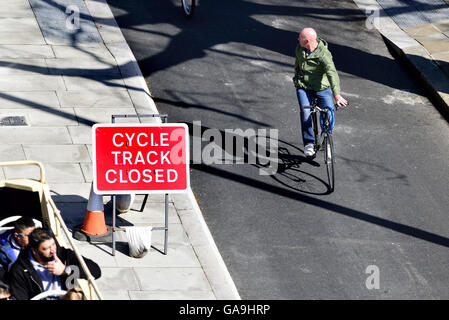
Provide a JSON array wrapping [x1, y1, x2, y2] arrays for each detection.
[[7, 228, 101, 300]]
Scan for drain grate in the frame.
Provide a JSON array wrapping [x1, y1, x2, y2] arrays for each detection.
[[0, 116, 28, 126]]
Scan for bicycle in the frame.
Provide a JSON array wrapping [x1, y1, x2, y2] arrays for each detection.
[[304, 98, 341, 192], [181, 0, 196, 18]]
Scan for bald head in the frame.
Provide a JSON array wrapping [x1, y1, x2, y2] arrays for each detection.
[[298, 28, 318, 51], [300, 28, 317, 40]]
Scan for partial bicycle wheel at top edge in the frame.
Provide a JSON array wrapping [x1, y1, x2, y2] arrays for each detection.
[[181, 0, 196, 18]]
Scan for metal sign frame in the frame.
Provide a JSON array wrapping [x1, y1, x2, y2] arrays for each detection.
[[105, 114, 180, 256]]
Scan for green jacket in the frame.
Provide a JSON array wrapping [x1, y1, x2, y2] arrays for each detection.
[[293, 38, 341, 96]]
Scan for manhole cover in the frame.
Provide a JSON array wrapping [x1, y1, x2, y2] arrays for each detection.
[[0, 116, 28, 126]]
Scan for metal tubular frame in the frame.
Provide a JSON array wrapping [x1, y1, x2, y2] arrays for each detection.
[[110, 114, 169, 256], [0, 161, 103, 300]]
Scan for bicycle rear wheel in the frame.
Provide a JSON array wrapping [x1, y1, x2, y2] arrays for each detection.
[[181, 0, 196, 18], [324, 134, 335, 192]]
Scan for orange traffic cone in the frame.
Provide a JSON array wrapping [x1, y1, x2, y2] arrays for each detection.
[[73, 184, 112, 242], [80, 184, 108, 236]]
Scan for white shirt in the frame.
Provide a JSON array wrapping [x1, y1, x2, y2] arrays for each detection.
[[28, 251, 62, 292]]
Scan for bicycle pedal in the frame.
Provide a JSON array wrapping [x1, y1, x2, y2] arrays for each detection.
[[306, 154, 316, 160]]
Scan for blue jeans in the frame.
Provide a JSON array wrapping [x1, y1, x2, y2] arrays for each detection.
[[296, 87, 334, 146]]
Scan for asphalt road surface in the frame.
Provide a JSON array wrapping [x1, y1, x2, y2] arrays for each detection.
[[107, 0, 449, 299]]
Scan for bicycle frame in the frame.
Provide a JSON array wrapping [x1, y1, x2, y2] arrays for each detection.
[[305, 102, 334, 152], [304, 100, 336, 192]]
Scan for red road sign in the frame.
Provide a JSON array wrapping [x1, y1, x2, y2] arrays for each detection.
[[92, 124, 189, 194]]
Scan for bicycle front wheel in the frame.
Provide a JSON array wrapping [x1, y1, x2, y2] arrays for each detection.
[[181, 0, 196, 18], [324, 134, 335, 192]]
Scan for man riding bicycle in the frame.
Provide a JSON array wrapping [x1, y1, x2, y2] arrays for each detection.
[[293, 28, 347, 157]]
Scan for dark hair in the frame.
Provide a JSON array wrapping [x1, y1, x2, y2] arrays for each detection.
[[13, 217, 35, 233], [28, 228, 55, 250]]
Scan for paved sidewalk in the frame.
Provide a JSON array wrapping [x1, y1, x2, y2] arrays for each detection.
[[353, 0, 449, 111], [0, 0, 239, 300]]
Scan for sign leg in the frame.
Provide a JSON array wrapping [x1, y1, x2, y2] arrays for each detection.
[[164, 193, 168, 255], [112, 195, 116, 256]]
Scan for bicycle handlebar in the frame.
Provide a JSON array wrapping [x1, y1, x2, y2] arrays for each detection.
[[304, 103, 349, 111]]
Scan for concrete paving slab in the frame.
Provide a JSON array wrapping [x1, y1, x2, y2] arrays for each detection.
[[62, 75, 125, 91], [441, 92, 449, 105], [96, 267, 141, 291], [113, 243, 201, 268], [176, 210, 210, 248], [0, 17, 41, 33], [0, 3, 35, 18], [102, 224, 183, 248], [0, 0, 32, 9], [404, 23, 441, 37], [433, 19, 449, 33], [67, 243, 119, 268], [67, 125, 91, 144], [0, 91, 60, 109], [131, 194, 169, 204], [414, 33, 449, 54], [0, 75, 66, 91], [188, 244, 240, 300], [170, 194, 195, 211], [27, 107, 78, 126], [99, 290, 131, 300], [0, 31, 45, 45], [80, 162, 92, 182], [0, 127, 71, 144], [3, 162, 85, 183], [116, 202, 181, 225], [50, 67, 123, 78], [23, 144, 91, 162], [45, 58, 121, 77], [0, 145, 26, 161], [0, 10, 35, 19], [381, 28, 420, 49], [28, 0, 103, 45], [95, 23, 127, 44], [0, 108, 78, 126], [432, 51, 449, 66], [0, 59, 49, 75], [56, 202, 90, 228], [74, 107, 138, 124], [129, 290, 215, 300], [57, 89, 133, 108], [133, 267, 213, 292], [86, 144, 93, 159], [124, 89, 159, 114], [149, 223, 197, 245], [0, 45, 54, 59], [51, 44, 116, 61], [50, 182, 92, 202]]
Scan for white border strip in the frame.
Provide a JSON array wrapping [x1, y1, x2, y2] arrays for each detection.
[[91, 123, 190, 195]]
